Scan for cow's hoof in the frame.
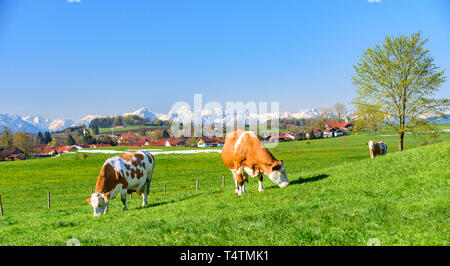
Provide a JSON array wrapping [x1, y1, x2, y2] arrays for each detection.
[[258, 189, 264, 192], [123, 207, 128, 211]]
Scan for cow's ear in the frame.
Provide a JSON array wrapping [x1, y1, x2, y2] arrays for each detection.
[[86, 198, 91, 204]]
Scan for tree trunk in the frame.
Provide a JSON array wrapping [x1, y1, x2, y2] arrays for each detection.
[[398, 132, 404, 152]]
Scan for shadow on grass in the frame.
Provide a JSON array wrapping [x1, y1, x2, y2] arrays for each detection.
[[134, 190, 222, 210], [264, 174, 329, 190], [289, 174, 330, 186]]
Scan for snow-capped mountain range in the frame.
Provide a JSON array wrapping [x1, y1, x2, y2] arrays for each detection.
[[0, 107, 344, 133], [0, 114, 101, 133], [4, 106, 447, 134]]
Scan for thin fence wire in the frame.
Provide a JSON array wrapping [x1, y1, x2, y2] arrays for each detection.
[[0, 170, 231, 216], [0, 151, 341, 216]]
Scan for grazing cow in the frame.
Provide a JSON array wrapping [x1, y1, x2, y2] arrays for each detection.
[[86, 151, 155, 216], [222, 130, 290, 195], [366, 140, 387, 158]]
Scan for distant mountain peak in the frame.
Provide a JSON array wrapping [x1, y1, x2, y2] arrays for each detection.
[[124, 107, 157, 121]]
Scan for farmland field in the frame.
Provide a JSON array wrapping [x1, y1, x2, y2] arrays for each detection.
[[97, 125, 169, 135], [0, 130, 449, 245]]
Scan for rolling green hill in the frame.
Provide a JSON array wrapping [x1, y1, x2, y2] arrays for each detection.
[[0, 134, 448, 245]]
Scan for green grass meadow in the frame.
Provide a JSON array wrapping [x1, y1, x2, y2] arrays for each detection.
[[0, 130, 449, 245]]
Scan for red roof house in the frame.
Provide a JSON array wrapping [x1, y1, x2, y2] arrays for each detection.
[[324, 122, 353, 131]]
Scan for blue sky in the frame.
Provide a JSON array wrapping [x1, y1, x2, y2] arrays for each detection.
[[0, 0, 449, 119]]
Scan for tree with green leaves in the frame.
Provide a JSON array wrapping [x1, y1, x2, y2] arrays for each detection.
[[185, 136, 197, 147], [309, 129, 315, 139], [153, 130, 163, 140], [91, 124, 99, 135], [82, 129, 93, 145], [139, 126, 146, 137], [153, 119, 162, 126], [13, 131, 36, 156], [43, 131, 52, 144], [352, 31, 448, 151], [65, 134, 76, 145], [0, 126, 14, 148], [36, 132, 44, 144], [162, 130, 170, 139], [353, 103, 385, 134]]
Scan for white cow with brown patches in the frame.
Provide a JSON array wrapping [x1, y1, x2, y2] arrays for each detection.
[[366, 140, 388, 158], [86, 151, 155, 216], [222, 130, 290, 195]]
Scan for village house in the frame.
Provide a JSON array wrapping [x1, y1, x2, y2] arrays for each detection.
[[167, 139, 186, 147], [135, 136, 154, 146], [262, 132, 295, 142], [280, 131, 296, 141], [0, 148, 21, 161], [152, 138, 185, 147], [306, 129, 322, 139], [323, 122, 353, 138], [118, 133, 137, 144], [196, 137, 224, 147], [324, 128, 344, 138], [324, 122, 353, 132], [41, 145, 80, 155]]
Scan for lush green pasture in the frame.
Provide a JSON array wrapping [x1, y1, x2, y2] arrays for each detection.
[[97, 125, 165, 134], [0, 131, 448, 245]]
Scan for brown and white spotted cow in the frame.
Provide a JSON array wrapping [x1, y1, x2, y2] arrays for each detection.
[[86, 150, 155, 216], [222, 130, 290, 195], [366, 140, 388, 158]]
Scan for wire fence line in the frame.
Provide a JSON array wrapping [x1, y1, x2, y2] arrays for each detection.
[[0, 153, 342, 217], [0, 174, 231, 217]]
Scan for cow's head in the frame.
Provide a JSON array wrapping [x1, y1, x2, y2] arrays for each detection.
[[365, 141, 375, 157], [86, 193, 107, 216], [268, 160, 290, 188]]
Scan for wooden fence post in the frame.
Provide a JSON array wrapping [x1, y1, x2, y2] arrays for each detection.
[[0, 194, 3, 216], [222, 175, 225, 187], [47, 191, 50, 210], [196, 180, 199, 192], [164, 184, 166, 195]]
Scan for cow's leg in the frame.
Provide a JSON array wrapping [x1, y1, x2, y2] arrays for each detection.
[[141, 179, 151, 207], [241, 173, 247, 193], [236, 172, 245, 196], [231, 170, 240, 195], [104, 202, 109, 214], [102, 193, 110, 214], [258, 174, 264, 192], [121, 194, 128, 211], [119, 189, 128, 211]]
